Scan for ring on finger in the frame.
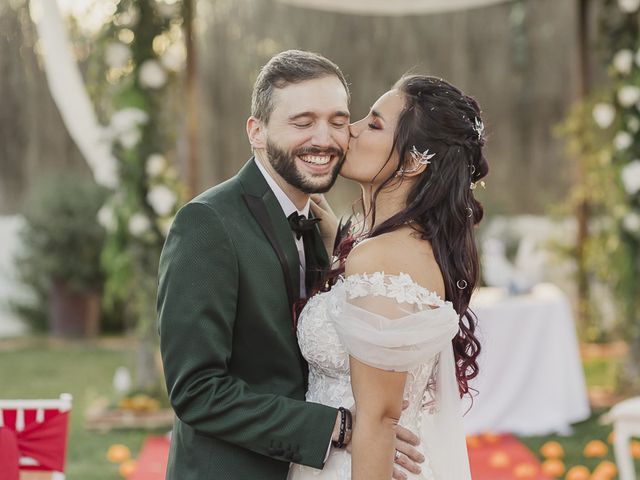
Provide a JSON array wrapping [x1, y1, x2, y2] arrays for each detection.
[[394, 449, 401, 462]]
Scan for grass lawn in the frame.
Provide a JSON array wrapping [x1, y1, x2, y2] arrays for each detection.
[[518, 355, 640, 477], [1, 337, 638, 479], [0, 337, 167, 480]]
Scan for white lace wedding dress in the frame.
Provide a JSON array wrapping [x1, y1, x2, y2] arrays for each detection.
[[288, 273, 472, 480]]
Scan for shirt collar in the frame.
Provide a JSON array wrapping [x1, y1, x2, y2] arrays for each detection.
[[254, 157, 310, 218]]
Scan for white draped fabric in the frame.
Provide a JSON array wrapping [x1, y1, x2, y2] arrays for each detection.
[[290, 273, 471, 480], [275, 0, 510, 16], [463, 284, 591, 436], [29, 0, 117, 188]]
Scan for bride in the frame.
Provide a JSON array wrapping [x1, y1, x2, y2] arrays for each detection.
[[288, 75, 488, 480]]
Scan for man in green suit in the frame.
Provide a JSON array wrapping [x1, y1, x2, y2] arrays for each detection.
[[158, 50, 422, 480]]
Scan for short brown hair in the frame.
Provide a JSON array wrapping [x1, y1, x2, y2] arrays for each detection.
[[251, 50, 350, 123]]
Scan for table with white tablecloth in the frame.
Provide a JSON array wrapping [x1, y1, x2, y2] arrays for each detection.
[[462, 283, 591, 436]]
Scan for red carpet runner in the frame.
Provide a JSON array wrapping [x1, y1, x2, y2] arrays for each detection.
[[467, 433, 551, 480], [129, 433, 549, 480], [129, 436, 170, 480]]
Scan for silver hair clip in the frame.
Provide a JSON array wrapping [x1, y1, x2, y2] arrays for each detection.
[[474, 117, 485, 140], [396, 146, 435, 176]]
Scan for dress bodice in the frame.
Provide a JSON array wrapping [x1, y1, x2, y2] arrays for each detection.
[[290, 273, 461, 480]]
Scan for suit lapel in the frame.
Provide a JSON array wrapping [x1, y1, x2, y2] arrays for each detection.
[[239, 159, 301, 309]]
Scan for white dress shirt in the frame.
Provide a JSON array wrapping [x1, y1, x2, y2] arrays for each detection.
[[254, 158, 310, 299]]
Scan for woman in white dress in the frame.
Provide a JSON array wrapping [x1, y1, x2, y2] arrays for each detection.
[[288, 75, 489, 480]]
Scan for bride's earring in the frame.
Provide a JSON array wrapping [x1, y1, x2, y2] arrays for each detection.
[[396, 145, 435, 177]]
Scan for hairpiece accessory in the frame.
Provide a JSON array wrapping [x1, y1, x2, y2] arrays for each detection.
[[469, 164, 476, 175], [467, 207, 473, 218], [456, 279, 468, 290], [474, 117, 485, 140], [396, 146, 435, 176], [470, 180, 486, 190]]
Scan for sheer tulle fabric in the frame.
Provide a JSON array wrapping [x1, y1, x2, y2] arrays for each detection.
[[290, 273, 472, 480]]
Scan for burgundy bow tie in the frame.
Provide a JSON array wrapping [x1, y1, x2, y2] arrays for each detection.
[[288, 212, 320, 240]]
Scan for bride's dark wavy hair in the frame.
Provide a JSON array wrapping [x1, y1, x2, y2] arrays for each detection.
[[296, 75, 489, 398]]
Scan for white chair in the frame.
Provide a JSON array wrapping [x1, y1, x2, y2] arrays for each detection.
[[0, 393, 73, 480], [608, 396, 640, 480]]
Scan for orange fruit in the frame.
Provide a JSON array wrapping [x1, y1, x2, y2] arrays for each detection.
[[488, 451, 510, 468], [466, 435, 481, 448], [540, 441, 564, 459], [631, 440, 640, 459], [513, 462, 538, 478], [118, 459, 137, 478], [565, 465, 590, 480], [483, 432, 501, 444], [607, 431, 615, 444], [592, 460, 617, 479], [107, 444, 131, 463], [583, 440, 608, 458], [541, 459, 565, 478]]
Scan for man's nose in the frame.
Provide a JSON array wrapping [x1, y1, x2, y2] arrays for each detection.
[[310, 122, 333, 147]]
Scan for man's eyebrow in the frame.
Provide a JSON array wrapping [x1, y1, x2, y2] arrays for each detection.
[[288, 112, 315, 121], [287, 110, 350, 121]]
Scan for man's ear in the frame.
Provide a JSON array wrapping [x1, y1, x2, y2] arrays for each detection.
[[247, 116, 267, 149]]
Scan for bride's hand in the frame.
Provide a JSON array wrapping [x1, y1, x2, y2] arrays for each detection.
[[310, 194, 338, 257]]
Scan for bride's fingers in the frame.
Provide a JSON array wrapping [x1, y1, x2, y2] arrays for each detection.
[[395, 425, 420, 446], [309, 201, 326, 217], [392, 466, 407, 480], [396, 440, 425, 464], [394, 449, 422, 475]]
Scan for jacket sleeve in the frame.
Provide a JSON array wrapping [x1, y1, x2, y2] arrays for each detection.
[[157, 201, 337, 468]]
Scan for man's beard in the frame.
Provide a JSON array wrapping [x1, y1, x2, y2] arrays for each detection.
[[266, 140, 345, 194]]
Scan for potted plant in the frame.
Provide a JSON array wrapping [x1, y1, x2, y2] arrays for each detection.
[[15, 171, 107, 337]]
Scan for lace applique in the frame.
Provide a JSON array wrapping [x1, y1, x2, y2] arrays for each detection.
[[343, 272, 449, 309]]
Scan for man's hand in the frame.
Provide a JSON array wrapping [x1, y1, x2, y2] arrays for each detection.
[[309, 194, 338, 258]]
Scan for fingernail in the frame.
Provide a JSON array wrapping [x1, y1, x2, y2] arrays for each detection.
[[419, 455, 425, 462]]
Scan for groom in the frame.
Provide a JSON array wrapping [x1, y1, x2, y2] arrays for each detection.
[[158, 50, 422, 480]]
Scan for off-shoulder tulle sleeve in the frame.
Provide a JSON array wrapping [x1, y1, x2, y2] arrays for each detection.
[[328, 273, 472, 479], [326, 272, 460, 372]]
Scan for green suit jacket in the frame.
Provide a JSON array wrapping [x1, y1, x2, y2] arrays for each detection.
[[157, 159, 338, 480]]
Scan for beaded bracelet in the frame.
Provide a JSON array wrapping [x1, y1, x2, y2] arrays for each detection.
[[332, 407, 352, 449]]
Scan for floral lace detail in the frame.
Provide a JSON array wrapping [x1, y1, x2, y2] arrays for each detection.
[[343, 272, 449, 309], [290, 273, 440, 480]]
